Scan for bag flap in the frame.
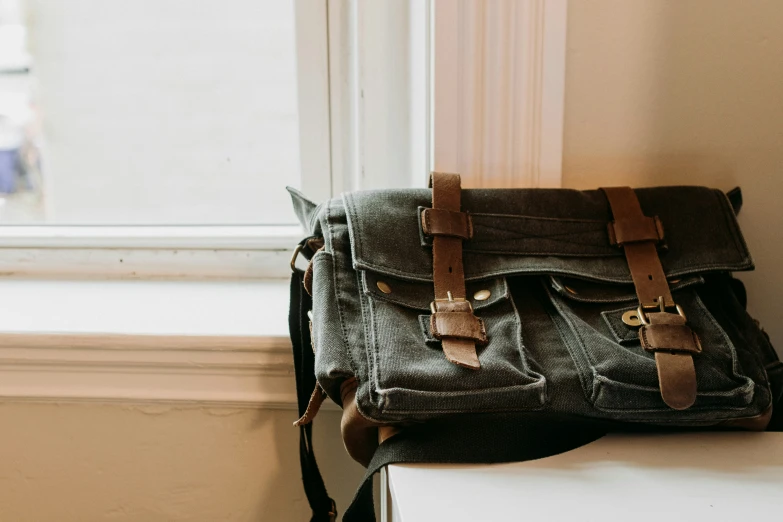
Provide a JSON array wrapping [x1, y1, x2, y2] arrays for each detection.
[[343, 186, 753, 284]]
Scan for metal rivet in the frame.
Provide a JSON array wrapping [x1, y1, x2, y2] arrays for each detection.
[[473, 289, 491, 301], [622, 309, 643, 327], [376, 281, 392, 294]]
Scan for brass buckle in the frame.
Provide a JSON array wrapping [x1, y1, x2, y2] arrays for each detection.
[[290, 243, 304, 273], [430, 291, 473, 314], [637, 295, 687, 325]]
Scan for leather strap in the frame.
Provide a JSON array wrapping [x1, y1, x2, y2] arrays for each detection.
[[294, 383, 327, 427], [601, 187, 699, 410], [602, 187, 672, 308], [639, 312, 702, 355], [427, 173, 481, 369]]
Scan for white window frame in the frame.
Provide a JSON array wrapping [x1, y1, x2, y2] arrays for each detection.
[[0, 0, 338, 280], [0, 0, 567, 282], [0, 0, 434, 280]]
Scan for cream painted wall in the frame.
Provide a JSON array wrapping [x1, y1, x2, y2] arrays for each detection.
[[562, 0, 783, 351], [0, 404, 365, 521]]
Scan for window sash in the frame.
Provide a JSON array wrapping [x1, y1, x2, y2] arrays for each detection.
[[0, 0, 432, 280], [0, 0, 569, 280]]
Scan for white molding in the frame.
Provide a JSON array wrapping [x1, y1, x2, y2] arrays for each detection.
[[0, 225, 301, 279], [0, 332, 307, 408], [295, 0, 333, 201], [0, 247, 292, 280], [432, 0, 567, 188], [328, 0, 431, 193], [0, 225, 301, 249]]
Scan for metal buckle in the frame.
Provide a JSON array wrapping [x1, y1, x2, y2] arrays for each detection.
[[430, 290, 473, 314], [290, 243, 304, 273], [637, 295, 687, 325]]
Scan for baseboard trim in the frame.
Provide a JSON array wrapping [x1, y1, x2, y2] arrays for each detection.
[[0, 332, 309, 409]]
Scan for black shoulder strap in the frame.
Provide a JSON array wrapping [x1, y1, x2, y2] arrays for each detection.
[[343, 414, 607, 521], [289, 241, 337, 522]]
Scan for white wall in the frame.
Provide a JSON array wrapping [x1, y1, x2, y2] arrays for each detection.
[[562, 0, 783, 352]]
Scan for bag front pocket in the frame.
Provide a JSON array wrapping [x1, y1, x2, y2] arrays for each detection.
[[545, 276, 757, 418], [360, 270, 547, 421]]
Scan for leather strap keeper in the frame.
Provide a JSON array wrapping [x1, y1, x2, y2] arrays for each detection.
[[421, 208, 473, 240], [640, 312, 702, 355], [431, 309, 488, 345], [608, 215, 664, 245]]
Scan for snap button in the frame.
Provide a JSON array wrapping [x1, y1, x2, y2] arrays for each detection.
[[622, 309, 643, 327], [473, 289, 491, 301], [376, 281, 392, 294]]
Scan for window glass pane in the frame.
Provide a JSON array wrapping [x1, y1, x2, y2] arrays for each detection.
[[0, 0, 305, 225]]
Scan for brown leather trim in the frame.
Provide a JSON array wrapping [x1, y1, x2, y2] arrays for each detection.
[[303, 262, 314, 296], [641, 324, 702, 353], [429, 173, 481, 370], [421, 208, 473, 240], [431, 312, 488, 344], [718, 404, 773, 431], [306, 237, 325, 252], [440, 337, 481, 369], [654, 352, 698, 410], [339, 378, 381, 467], [293, 382, 327, 427], [378, 426, 401, 444], [602, 187, 698, 410], [608, 215, 663, 245], [640, 322, 702, 355], [302, 246, 324, 297]]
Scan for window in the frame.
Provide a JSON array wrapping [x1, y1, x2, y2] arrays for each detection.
[[0, 1, 565, 280], [0, 0, 331, 226]]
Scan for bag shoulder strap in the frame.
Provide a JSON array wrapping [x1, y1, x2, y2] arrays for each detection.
[[289, 240, 338, 522]]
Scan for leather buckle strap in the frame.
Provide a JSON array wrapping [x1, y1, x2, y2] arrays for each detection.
[[602, 186, 699, 410], [638, 306, 702, 356], [429, 173, 482, 370], [430, 299, 488, 344]]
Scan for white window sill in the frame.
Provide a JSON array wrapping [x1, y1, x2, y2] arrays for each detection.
[[0, 278, 303, 408]]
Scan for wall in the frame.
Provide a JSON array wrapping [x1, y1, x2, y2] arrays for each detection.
[[0, 404, 365, 521], [562, 0, 783, 351]]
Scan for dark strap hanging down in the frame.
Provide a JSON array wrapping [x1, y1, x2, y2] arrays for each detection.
[[601, 187, 701, 410], [289, 239, 337, 522], [424, 173, 484, 369]]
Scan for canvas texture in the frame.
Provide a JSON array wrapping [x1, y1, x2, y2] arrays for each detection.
[[290, 186, 783, 429]]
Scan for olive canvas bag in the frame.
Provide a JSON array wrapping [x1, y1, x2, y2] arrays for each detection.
[[287, 174, 783, 522]]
